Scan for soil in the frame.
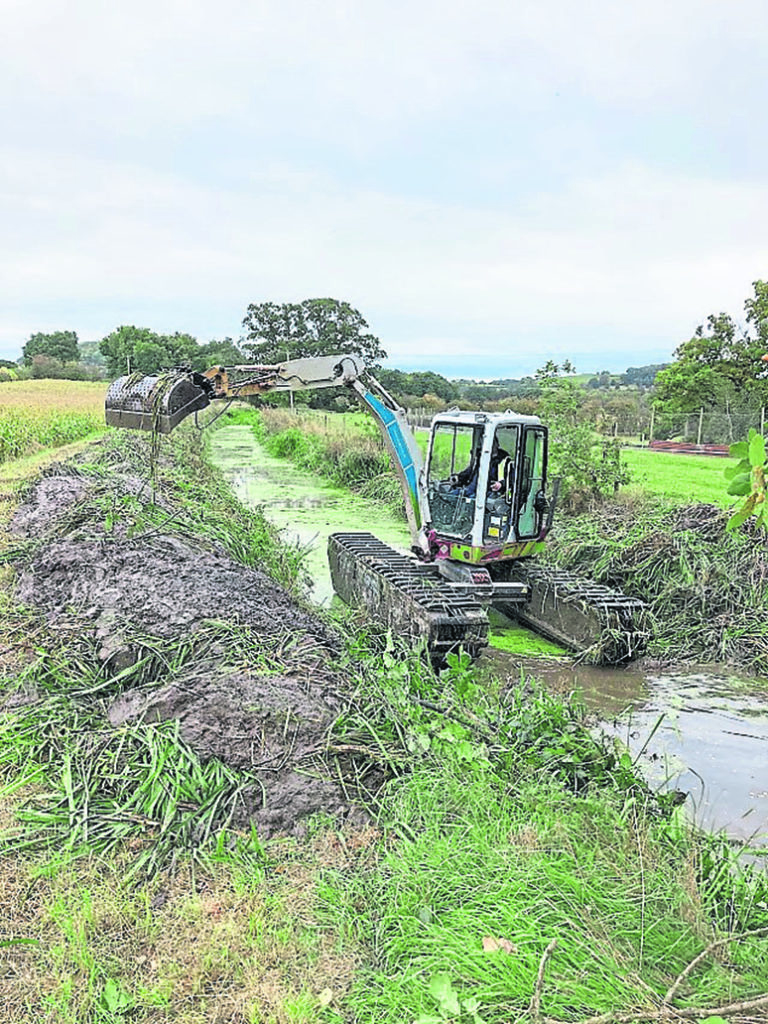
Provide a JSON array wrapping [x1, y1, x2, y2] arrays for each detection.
[[6, 459, 369, 838], [108, 662, 360, 838]]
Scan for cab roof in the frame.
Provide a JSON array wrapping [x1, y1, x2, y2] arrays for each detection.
[[430, 409, 543, 428]]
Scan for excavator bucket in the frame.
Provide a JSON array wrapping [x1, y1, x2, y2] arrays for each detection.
[[105, 371, 212, 434]]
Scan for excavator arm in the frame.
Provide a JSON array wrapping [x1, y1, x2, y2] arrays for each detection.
[[105, 354, 431, 555]]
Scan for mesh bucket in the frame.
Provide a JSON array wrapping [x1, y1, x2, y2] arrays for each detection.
[[105, 372, 212, 434]]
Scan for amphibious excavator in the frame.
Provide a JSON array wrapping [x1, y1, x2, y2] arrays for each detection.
[[105, 354, 646, 663]]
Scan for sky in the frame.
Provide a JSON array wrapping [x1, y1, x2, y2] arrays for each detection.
[[2, 0, 768, 378]]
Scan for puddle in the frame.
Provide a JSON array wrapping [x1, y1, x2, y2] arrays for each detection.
[[212, 424, 768, 844]]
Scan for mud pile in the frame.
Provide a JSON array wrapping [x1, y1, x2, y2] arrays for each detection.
[[108, 662, 358, 837], [7, 459, 369, 838], [12, 464, 335, 659]]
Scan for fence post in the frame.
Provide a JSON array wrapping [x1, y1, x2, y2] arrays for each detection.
[[697, 407, 704, 445]]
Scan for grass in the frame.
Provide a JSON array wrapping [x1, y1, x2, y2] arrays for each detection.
[[320, 771, 768, 1023], [0, 420, 767, 1022], [0, 380, 108, 463], [620, 448, 736, 507]]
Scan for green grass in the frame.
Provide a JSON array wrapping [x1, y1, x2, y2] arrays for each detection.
[[620, 448, 736, 506], [320, 768, 768, 1023]]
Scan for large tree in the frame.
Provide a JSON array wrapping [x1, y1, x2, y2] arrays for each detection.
[[653, 281, 768, 412], [241, 298, 387, 367], [22, 330, 78, 366], [99, 326, 202, 377]]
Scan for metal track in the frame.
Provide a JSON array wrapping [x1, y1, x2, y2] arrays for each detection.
[[329, 533, 647, 665], [507, 561, 648, 663], [328, 532, 489, 660]]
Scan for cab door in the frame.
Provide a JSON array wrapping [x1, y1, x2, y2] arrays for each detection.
[[515, 426, 547, 539]]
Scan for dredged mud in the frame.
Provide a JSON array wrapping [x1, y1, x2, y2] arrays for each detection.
[[108, 662, 361, 838], [6, 453, 369, 838]]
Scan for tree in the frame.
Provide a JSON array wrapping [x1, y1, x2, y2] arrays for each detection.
[[535, 363, 628, 506], [99, 326, 203, 377], [199, 338, 245, 367], [653, 281, 768, 414], [242, 298, 387, 367], [22, 330, 78, 366]]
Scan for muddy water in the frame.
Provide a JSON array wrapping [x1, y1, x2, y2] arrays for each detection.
[[212, 425, 768, 845]]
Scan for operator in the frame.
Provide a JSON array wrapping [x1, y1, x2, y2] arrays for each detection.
[[453, 440, 509, 498]]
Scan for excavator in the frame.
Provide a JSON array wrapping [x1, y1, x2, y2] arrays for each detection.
[[105, 353, 646, 663]]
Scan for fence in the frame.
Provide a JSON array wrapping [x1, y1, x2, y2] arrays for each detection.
[[644, 407, 766, 446]]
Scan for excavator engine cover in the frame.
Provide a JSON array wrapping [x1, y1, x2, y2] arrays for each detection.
[[105, 372, 212, 434]]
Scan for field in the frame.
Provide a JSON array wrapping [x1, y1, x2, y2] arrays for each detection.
[[0, 380, 108, 463], [621, 447, 735, 506]]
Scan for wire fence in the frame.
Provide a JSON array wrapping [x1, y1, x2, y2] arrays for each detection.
[[405, 406, 767, 447]]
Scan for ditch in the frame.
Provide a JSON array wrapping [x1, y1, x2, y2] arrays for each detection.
[[213, 422, 768, 846]]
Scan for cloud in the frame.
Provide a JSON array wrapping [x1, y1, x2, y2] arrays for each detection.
[[2, 143, 766, 371], [1, 1, 767, 372]]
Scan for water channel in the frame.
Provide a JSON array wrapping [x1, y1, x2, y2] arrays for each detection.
[[212, 424, 768, 846]]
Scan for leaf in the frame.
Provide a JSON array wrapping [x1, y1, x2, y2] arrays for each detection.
[[726, 508, 752, 532], [723, 458, 749, 480], [482, 935, 517, 953], [726, 473, 751, 496], [700, 1018, 729, 1024], [428, 973, 461, 1016], [749, 432, 766, 467], [101, 978, 132, 1013], [462, 996, 485, 1023], [729, 440, 748, 458]]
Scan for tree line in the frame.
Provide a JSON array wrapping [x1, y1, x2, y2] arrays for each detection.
[[7, 282, 768, 441]]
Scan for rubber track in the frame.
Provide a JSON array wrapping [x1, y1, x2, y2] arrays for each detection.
[[509, 561, 647, 662]]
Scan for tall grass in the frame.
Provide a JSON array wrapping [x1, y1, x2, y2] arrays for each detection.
[[321, 638, 768, 1023]]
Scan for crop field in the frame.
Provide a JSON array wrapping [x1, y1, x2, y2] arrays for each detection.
[[0, 380, 108, 463]]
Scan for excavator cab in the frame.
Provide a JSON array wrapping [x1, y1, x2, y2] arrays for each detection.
[[425, 412, 550, 562]]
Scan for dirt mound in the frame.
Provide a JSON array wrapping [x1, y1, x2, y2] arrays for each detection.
[[6, 462, 367, 839], [16, 532, 335, 661], [108, 663, 359, 837], [10, 471, 90, 536]]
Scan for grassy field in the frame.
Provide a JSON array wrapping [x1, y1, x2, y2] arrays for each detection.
[[0, 380, 108, 463], [621, 447, 735, 506]]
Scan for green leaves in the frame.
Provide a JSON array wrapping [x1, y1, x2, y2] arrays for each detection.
[[725, 429, 768, 531], [415, 973, 485, 1023], [750, 431, 766, 466]]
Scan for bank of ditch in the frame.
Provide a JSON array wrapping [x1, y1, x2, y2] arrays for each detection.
[[0, 420, 767, 1023], [252, 405, 768, 675]]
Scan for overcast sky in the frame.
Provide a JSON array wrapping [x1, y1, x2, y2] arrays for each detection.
[[2, 0, 767, 377]]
